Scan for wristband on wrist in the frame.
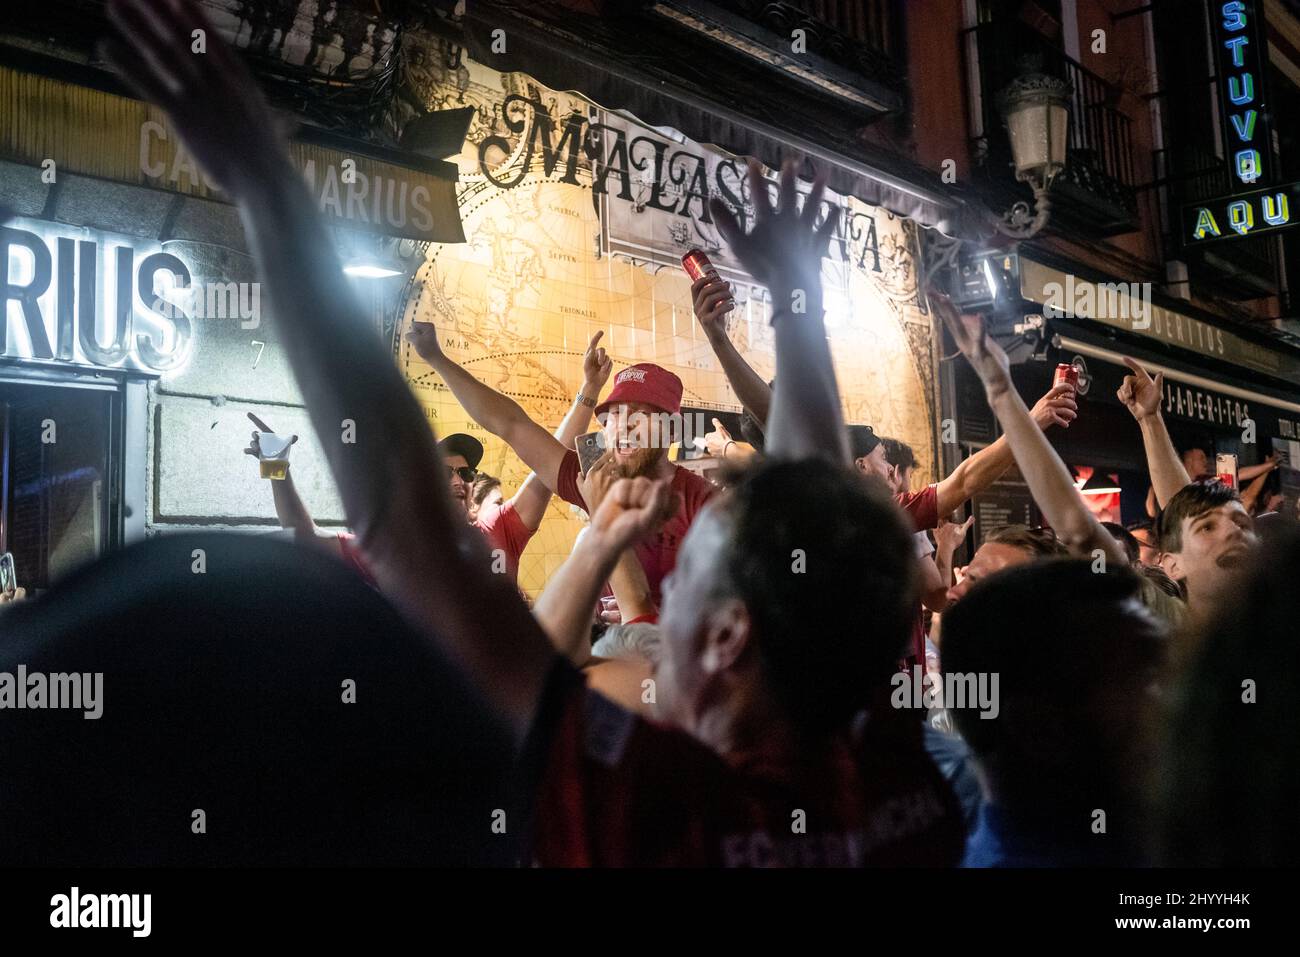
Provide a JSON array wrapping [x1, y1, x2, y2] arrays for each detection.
[[575, 391, 597, 408], [723, 440, 736, 457]]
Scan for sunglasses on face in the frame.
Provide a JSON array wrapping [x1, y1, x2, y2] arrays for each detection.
[[447, 466, 477, 483]]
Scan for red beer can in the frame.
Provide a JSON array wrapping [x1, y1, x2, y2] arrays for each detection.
[[1053, 363, 1079, 393], [682, 249, 716, 282]]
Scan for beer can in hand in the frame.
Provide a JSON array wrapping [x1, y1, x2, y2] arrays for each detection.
[[682, 249, 717, 282], [1053, 363, 1080, 393]]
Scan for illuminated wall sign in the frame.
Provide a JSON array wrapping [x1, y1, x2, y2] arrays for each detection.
[[1182, 1, 1300, 244], [1, 219, 194, 374], [0, 66, 462, 244], [474, 92, 883, 276], [1181, 180, 1300, 243], [1215, 0, 1271, 188]]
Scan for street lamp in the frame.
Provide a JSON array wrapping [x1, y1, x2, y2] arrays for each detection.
[[994, 72, 1072, 239]]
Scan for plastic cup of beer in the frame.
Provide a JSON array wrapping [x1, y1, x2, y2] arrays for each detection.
[[258, 433, 293, 481]]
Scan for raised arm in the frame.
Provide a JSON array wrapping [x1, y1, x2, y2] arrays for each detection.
[[532, 460, 673, 664], [508, 330, 612, 530], [104, 0, 554, 737], [923, 516, 973, 613], [1239, 457, 1276, 513], [532, 450, 662, 661], [703, 418, 758, 464], [933, 388, 1076, 516], [709, 161, 844, 463], [693, 276, 773, 427], [1117, 357, 1190, 509], [406, 322, 569, 490], [1238, 456, 1276, 484], [936, 295, 1127, 566]]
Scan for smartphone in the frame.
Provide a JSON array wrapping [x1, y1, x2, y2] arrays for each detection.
[[576, 432, 605, 476], [0, 552, 17, 600], [1216, 452, 1239, 488]]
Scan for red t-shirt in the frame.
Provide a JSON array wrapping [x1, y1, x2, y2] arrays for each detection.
[[555, 449, 718, 605], [896, 486, 939, 668], [473, 498, 534, 583], [528, 664, 965, 867], [897, 484, 939, 533], [336, 532, 376, 587]]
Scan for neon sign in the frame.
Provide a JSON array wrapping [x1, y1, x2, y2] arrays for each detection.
[[2, 219, 194, 374], [1183, 182, 1300, 243], [1181, 1, 1299, 245], [1216, 0, 1270, 188]]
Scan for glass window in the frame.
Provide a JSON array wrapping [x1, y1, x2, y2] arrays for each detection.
[[1, 382, 114, 595]]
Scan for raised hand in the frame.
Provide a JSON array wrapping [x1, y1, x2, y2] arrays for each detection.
[[576, 448, 617, 515], [933, 291, 1012, 392], [102, 0, 293, 200], [243, 412, 297, 467], [692, 274, 736, 332], [708, 159, 838, 313], [405, 321, 446, 365], [704, 417, 733, 458], [587, 477, 675, 556], [1117, 357, 1164, 421], [1028, 384, 1078, 432], [933, 516, 974, 556], [582, 330, 613, 392]]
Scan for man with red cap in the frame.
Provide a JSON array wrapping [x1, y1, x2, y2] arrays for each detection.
[[407, 323, 717, 605]]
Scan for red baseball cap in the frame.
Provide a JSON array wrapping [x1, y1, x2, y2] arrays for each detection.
[[596, 363, 683, 416]]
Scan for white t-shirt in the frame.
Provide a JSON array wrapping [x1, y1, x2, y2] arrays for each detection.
[[914, 530, 935, 558]]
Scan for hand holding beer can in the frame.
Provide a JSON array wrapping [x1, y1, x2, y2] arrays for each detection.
[[1053, 362, 1080, 394], [682, 249, 717, 282]]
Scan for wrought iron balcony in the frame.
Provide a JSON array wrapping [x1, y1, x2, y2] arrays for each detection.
[[646, 0, 906, 117], [964, 20, 1139, 237]]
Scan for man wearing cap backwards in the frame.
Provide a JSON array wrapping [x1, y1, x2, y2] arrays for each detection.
[[407, 323, 716, 606]]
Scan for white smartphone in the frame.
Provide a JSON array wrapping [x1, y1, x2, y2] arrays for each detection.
[[1216, 452, 1239, 488]]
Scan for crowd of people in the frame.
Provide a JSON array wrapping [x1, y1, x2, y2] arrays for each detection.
[[2, 0, 1297, 868]]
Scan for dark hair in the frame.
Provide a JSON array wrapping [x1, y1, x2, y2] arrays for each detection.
[[881, 437, 916, 473], [983, 524, 1070, 559], [1101, 521, 1141, 564], [0, 534, 516, 866], [1157, 479, 1242, 554], [711, 459, 915, 738], [470, 472, 502, 507], [846, 424, 880, 461], [1163, 530, 1300, 865], [942, 560, 1165, 832], [739, 409, 766, 453]]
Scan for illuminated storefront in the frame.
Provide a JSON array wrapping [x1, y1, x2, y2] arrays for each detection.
[[394, 37, 941, 594], [4, 23, 947, 598], [1, 63, 455, 595]]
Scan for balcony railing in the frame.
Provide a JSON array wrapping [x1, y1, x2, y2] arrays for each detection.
[[656, 0, 906, 105], [964, 20, 1139, 236]]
